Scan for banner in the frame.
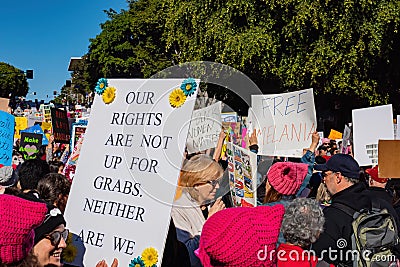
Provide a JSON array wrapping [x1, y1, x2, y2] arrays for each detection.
[[352, 105, 394, 166], [64, 78, 199, 266], [226, 142, 257, 207], [0, 111, 14, 165], [19, 132, 42, 160], [51, 108, 71, 144], [186, 101, 221, 154], [251, 88, 317, 157]]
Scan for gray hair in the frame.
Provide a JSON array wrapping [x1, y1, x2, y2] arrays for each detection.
[[343, 176, 359, 184], [281, 198, 325, 248]]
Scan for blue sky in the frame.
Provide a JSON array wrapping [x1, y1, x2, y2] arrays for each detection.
[[1, 0, 128, 101]]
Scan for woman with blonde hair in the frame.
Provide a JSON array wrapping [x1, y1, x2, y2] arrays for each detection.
[[171, 154, 225, 267]]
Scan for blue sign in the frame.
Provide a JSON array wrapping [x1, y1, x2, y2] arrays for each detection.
[[0, 111, 14, 165]]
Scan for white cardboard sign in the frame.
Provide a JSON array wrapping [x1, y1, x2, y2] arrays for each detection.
[[64, 79, 199, 266], [352, 104, 394, 166], [251, 88, 317, 157], [186, 101, 221, 154]]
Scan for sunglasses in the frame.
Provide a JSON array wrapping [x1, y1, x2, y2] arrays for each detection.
[[195, 179, 220, 188], [44, 229, 69, 246]]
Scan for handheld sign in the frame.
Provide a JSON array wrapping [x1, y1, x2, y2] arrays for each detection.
[[251, 88, 317, 157], [51, 108, 71, 144], [64, 78, 199, 266], [226, 142, 257, 207], [19, 132, 42, 160], [186, 101, 221, 154], [0, 111, 14, 165], [21, 124, 49, 146], [14, 117, 28, 139], [352, 105, 394, 166], [71, 124, 87, 150], [378, 140, 400, 178]]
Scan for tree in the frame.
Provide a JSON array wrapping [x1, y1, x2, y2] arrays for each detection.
[[84, 0, 174, 91], [163, 0, 400, 111], [0, 62, 29, 98]]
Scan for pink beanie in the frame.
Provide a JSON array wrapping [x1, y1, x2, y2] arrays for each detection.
[[267, 162, 308, 195], [198, 205, 285, 267], [0, 195, 47, 264]]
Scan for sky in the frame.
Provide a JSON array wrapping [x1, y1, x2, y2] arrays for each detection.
[[1, 0, 129, 101]]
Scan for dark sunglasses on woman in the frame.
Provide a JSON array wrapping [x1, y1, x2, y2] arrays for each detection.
[[44, 229, 69, 246]]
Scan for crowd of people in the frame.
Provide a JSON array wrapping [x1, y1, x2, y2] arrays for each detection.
[[1, 127, 400, 267]]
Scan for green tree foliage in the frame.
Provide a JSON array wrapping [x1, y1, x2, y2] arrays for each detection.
[[163, 0, 400, 107], [85, 0, 400, 112], [0, 62, 29, 98], [85, 0, 173, 90]]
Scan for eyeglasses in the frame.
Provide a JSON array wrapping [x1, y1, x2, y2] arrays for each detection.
[[195, 179, 220, 188], [44, 229, 69, 246]]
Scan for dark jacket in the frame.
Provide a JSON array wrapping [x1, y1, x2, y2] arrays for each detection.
[[312, 182, 371, 266]]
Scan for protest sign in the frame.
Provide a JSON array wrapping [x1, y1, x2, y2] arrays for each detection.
[[378, 140, 400, 178], [0, 111, 14, 165], [222, 122, 241, 146], [41, 121, 52, 133], [51, 108, 71, 144], [341, 125, 351, 153], [0, 98, 9, 112], [251, 88, 317, 157], [21, 124, 49, 146], [19, 132, 42, 160], [71, 124, 87, 150], [186, 101, 221, 154], [64, 78, 199, 266], [226, 142, 257, 207], [221, 112, 237, 122], [328, 129, 343, 140], [397, 115, 400, 140], [14, 117, 28, 139], [352, 105, 394, 166]]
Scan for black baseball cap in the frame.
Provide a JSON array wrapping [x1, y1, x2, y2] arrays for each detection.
[[314, 154, 360, 179]]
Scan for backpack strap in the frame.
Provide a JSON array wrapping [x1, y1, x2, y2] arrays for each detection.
[[330, 202, 358, 218]]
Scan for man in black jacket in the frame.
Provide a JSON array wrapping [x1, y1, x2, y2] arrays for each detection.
[[312, 154, 371, 266]]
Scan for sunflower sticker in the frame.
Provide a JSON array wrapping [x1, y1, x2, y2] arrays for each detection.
[[102, 86, 116, 104], [169, 78, 197, 108], [129, 247, 158, 267], [169, 88, 186, 108], [93, 78, 117, 105]]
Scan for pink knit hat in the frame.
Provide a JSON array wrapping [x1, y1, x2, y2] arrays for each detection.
[[0, 194, 47, 264], [198, 205, 285, 267], [267, 162, 308, 195]]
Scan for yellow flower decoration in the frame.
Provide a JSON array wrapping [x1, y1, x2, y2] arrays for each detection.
[[141, 247, 158, 267], [102, 86, 116, 104], [169, 88, 186, 108], [62, 233, 78, 263]]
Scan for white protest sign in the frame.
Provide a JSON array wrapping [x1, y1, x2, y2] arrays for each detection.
[[352, 104, 394, 166], [251, 88, 317, 157], [186, 101, 221, 154], [341, 124, 351, 153], [64, 78, 199, 266], [226, 142, 257, 207], [396, 115, 400, 140]]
